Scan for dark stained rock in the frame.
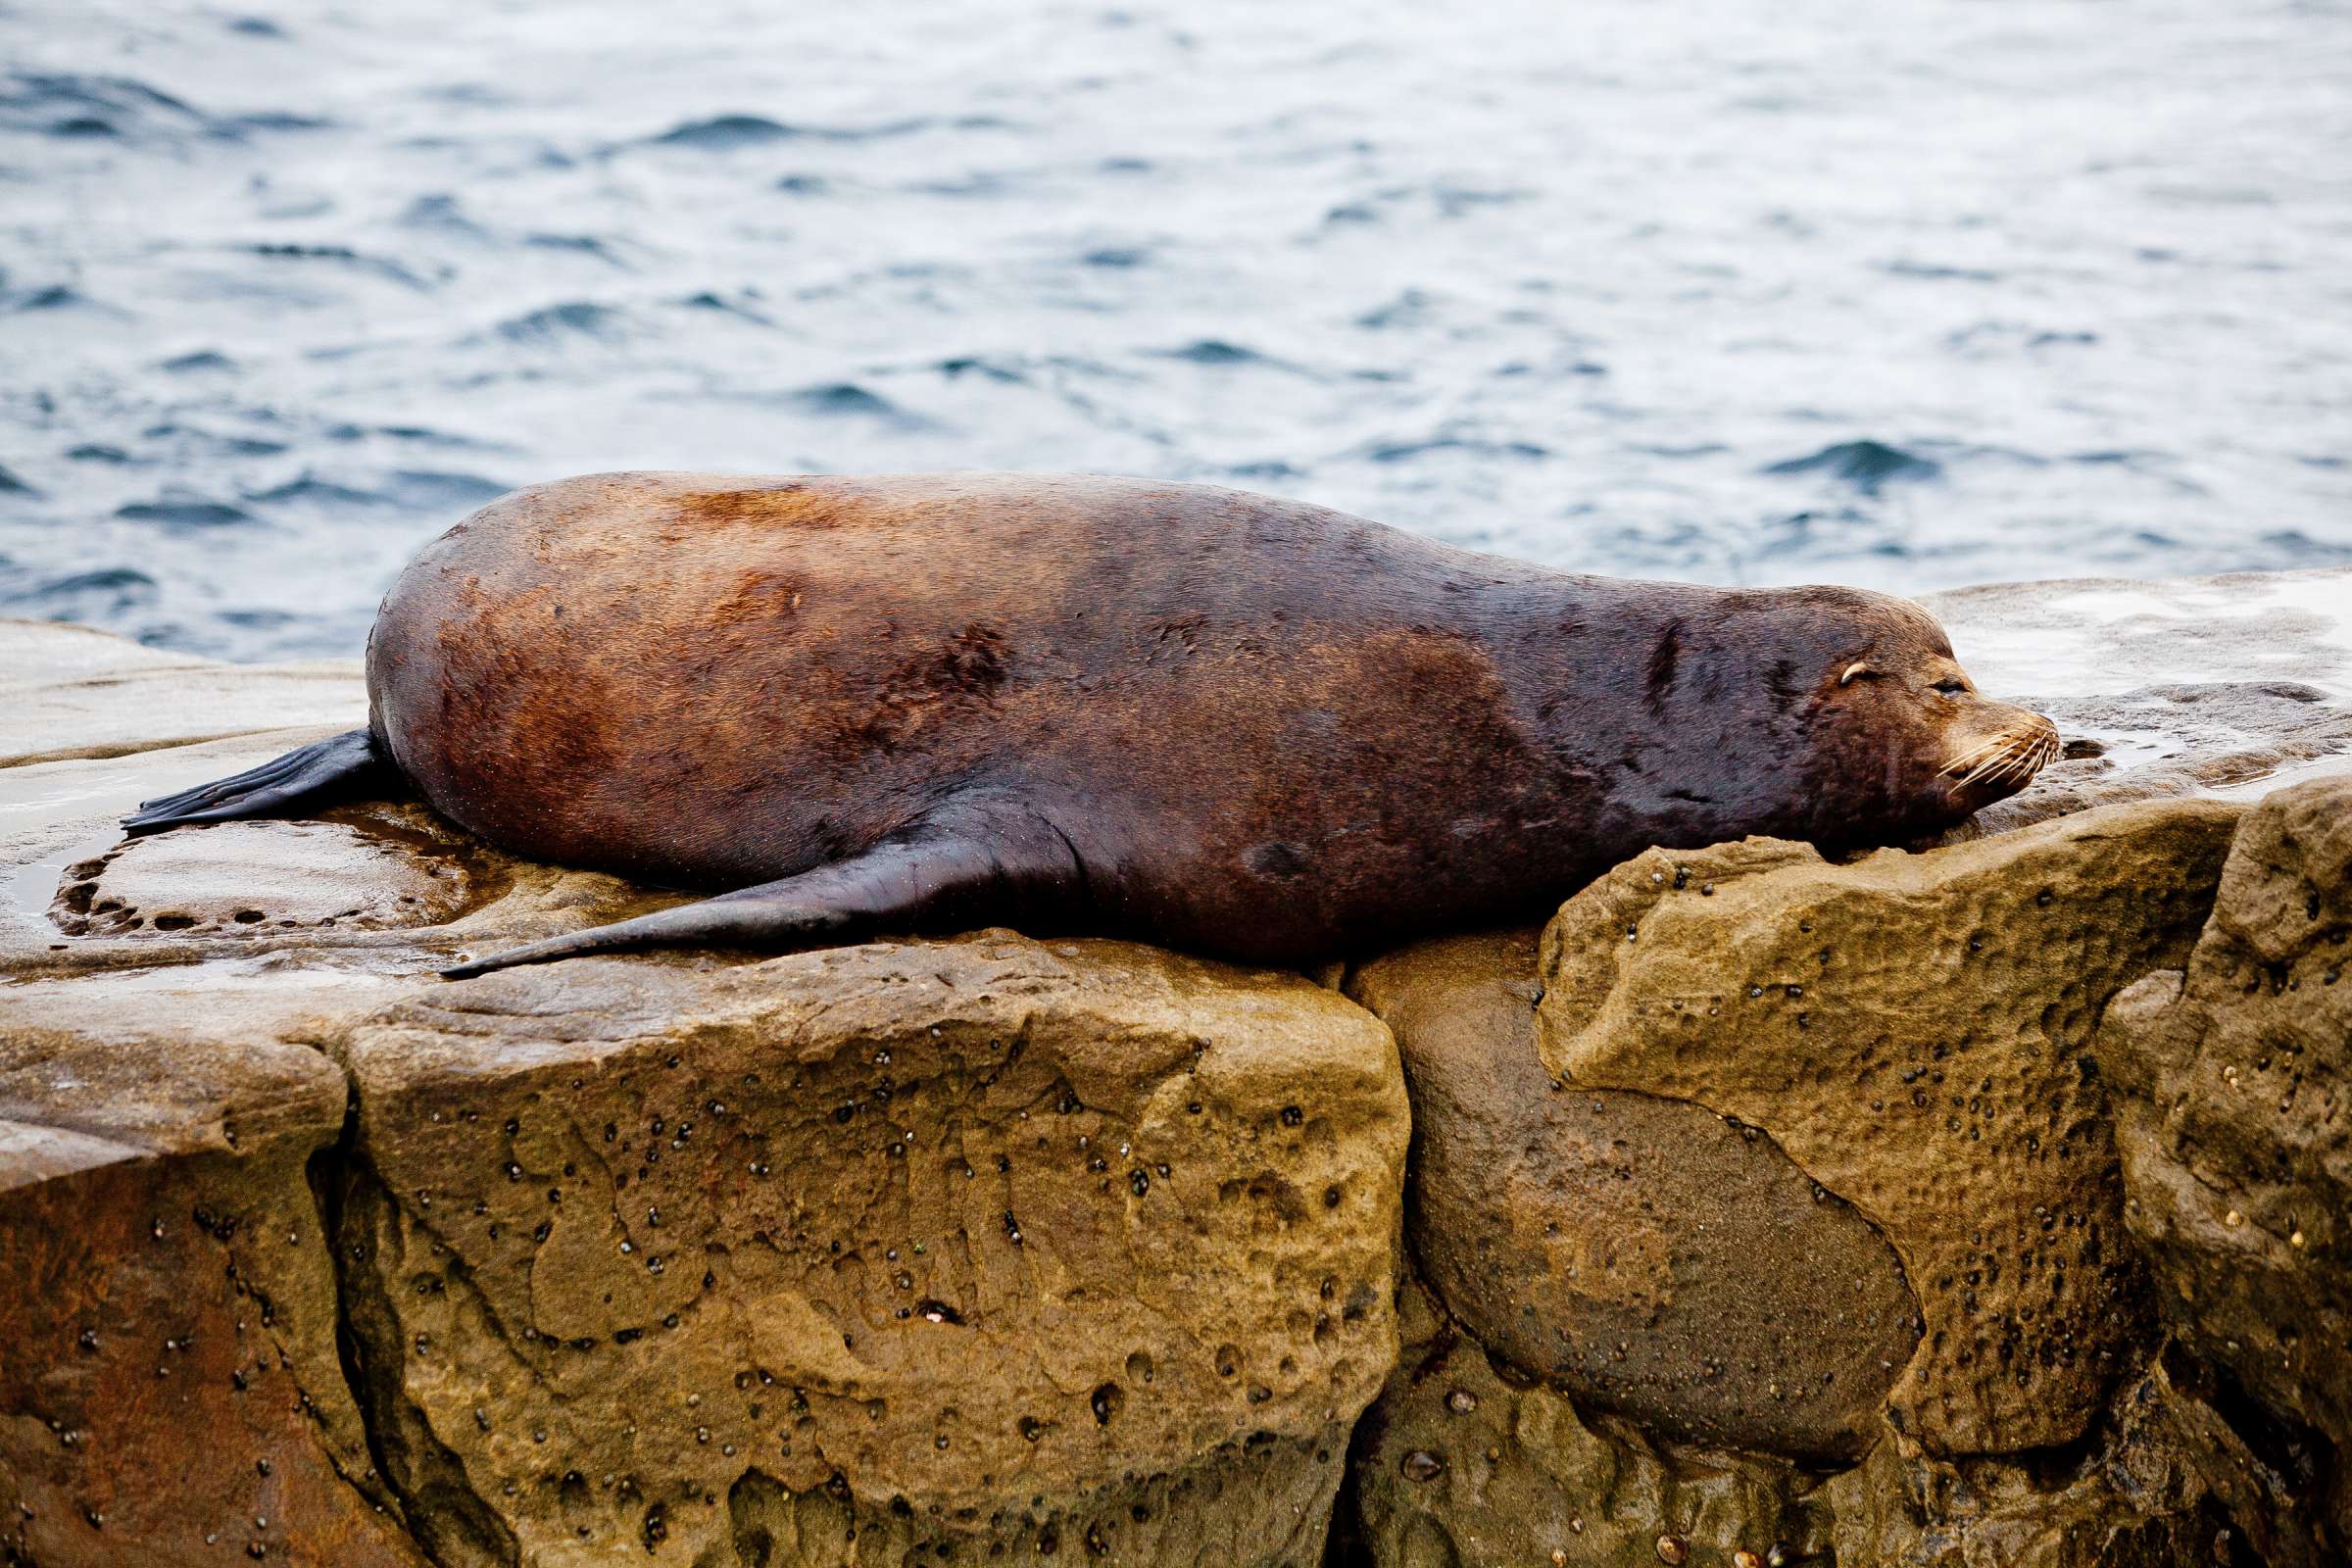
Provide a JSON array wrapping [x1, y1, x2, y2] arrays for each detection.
[[1537, 801, 2242, 1456], [2098, 773, 2352, 1550], [1348, 929, 1919, 1460]]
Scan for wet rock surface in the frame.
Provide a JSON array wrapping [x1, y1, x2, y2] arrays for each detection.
[[1927, 568, 2352, 836], [51, 807, 481, 938], [1348, 930, 1919, 1461], [1536, 801, 2243, 1456], [2098, 773, 2352, 1549]]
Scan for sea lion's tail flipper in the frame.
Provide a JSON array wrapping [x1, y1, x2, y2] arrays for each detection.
[[122, 728, 393, 836], [440, 806, 1085, 980]]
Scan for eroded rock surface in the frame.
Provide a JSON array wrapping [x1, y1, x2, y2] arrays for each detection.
[[51, 808, 480, 937], [1348, 930, 1919, 1460], [1536, 800, 2242, 1456], [332, 935, 1407, 1566], [2099, 773, 2352, 1548]]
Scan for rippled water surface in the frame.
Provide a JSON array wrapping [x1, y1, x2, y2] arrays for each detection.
[[5, 0, 2349, 660]]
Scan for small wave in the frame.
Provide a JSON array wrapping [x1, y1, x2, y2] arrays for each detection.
[[245, 243, 437, 290], [1153, 339, 1268, 367], [117, 497, 253, 527], [246, 475, 397, 509], [786, 382, 909, 418], [1367, 435, 1550, 464], [644, 112, 1016, 151], [385, 470, 508, 509], [677, 290, 773, 323], [526, 232, 633, 267], [1082, 246, 1149, 269], [398, 193, 488, 235], [141, 423, 289, 458], [1876, 259, 2003, 283], [1763, 439, 1942, 493], [1353, 289, 1432, 330], [937, 356, 1029, 384], [5, 282, 125, 317], [226, 17, 286, 37], [9, 567, 158, 616], [774, 172, 831, 195], [65, 444, 135, 465], [0, 464, 35, 494], [159, 349, 237, 373], [494, 300, 629, 342]]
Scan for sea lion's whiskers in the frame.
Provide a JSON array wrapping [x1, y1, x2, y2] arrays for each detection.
[[1938, 736, 2009, 779]]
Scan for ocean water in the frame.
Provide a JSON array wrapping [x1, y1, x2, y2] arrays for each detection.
[[3, 0, 2348, 662]]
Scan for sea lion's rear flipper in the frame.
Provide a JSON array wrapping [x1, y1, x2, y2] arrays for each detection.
[[122, 728, 392, 836], [440, 806, 1085, 980]]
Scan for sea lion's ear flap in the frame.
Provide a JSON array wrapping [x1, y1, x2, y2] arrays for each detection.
[[1839, 662, 1872, 686]]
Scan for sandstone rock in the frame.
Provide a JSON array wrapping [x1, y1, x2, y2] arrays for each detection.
[[1347, 930, 1918, 1460], [2097, 773, 2352, 1547], [1535, 800, 2242, 1456], [330, 934, 1407, 1566], [1348, 1275, 1833, 1568], [0, 978, 426, 1568]]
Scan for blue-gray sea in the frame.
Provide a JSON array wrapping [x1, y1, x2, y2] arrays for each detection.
[[4, 0, 2348, 662]]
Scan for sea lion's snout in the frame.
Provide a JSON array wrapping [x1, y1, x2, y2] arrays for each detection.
[[1936, 702, 2060, 808]]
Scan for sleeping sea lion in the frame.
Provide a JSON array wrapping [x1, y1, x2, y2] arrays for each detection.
[[122, 471, 2058, 977]]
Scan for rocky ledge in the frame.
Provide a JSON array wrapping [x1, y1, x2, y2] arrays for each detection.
[[3, 568, 2348, 1568]]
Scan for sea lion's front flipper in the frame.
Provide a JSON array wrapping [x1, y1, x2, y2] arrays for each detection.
[[122, 728, 393, 836], [440, 805, 1086, 980]]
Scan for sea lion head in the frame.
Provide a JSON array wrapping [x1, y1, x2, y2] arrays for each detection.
[[1779, 586, 2059, 844]]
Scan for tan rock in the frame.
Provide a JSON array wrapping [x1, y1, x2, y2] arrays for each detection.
[[0, 977, 427, 1568], [1536, 800, 2242, 1455], [2098, 774, 2352, 1546], [330, 934, 1408, 1566], [1348, 930, 1918, 1460]]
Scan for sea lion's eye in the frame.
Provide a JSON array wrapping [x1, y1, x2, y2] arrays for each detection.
[[1932, 678, 1967, 696]]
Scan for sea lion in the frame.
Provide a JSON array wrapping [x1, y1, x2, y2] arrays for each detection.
[[122, 471, 2059, 978]]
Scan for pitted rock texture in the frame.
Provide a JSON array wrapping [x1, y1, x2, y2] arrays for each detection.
[[1352, 1284, 2324, 1568], [0, 989, 425, 1568], [331, 934, 1408, 1567], [1823, 1342, 2325, 1568], [1348, 930, 1919, 1460], [50, 806, 481, 938], [1348, 1275, 1833, 1567], [2098, 774, 2352, 1547], [1536, 799, 2243, 1456]]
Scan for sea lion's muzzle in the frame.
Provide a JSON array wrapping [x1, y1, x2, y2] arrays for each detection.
[[1937, 704, 2061, 807]]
